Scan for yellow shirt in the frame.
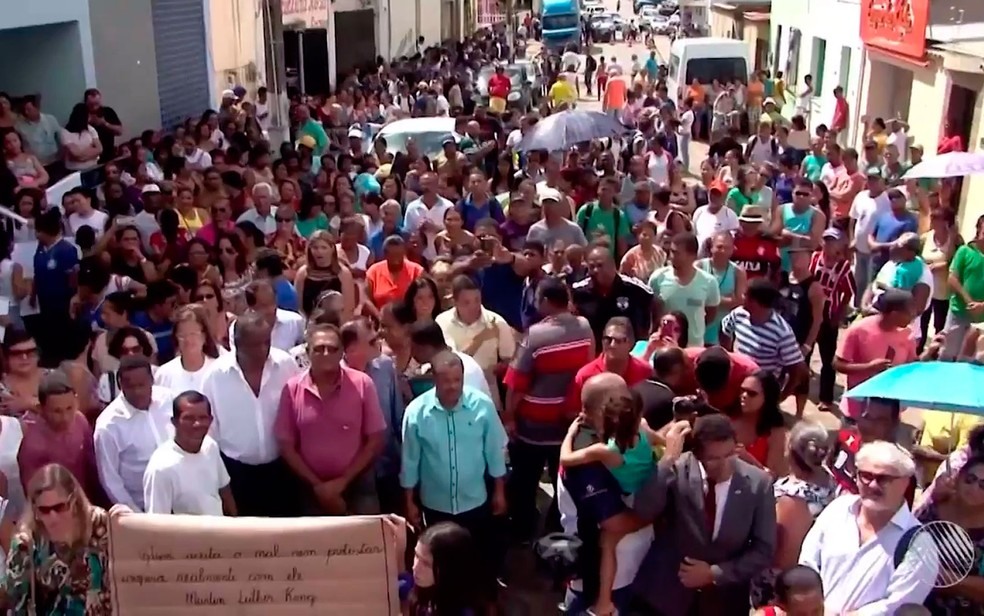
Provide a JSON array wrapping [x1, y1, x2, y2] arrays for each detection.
[[435, 307, 516, 372], [549, 80, 577, 108], [919, 410, 984, 482]]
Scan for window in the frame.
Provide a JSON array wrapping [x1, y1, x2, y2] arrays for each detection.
[[669, 53, 681, 80], [812, 37, 827, 95], [684, 57, 749, 86], [786, 28, 801, 85], [542, 14, 579, 30]]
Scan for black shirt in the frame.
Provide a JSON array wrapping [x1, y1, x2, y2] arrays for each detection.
[[571, 274, 653, 350], [92, 106, 122, 163], [632, 378, 675, 430]]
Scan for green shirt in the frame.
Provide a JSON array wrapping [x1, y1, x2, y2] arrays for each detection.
[[299, 118, 329, 156], [949, 244, 984, 320], [881, 162, 909, 186], [802, 154, 827, 182], [649, 266, 721, 346], [295, 213, 329, 239], [575, 202, 631, 243], [725, 187, 756, 215]]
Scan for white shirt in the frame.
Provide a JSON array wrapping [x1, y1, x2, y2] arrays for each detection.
[[435, 95, 450, 116], [506, 128, 523, 150], [143, 436, 230, 516], [60, 127, 101, 171], [200, 348, 300, 465], [799, 494, 934, 615], [237, 206, 278, 237], [68, 209, 109, 240], [228, 309, 305, 352], [849, 190, 892, 254], [886, 129, 909, 163], [678, 110, 695, 136], [796, 87, 813, 111], [561, 51, 580, 71], [185, 148, 212, 172], [94, 386, 176, 511], [154, 355, 219, 395], [692, 205, 739, 249], [646, 150, 672, 186], [453, 350, 493, 399], [404, 196, 454, 260], [255, 101, 271, 131]]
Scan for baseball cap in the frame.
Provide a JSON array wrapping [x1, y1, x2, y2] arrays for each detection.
[[764, 97, 777, 106], [537, 187, 563, 205], [910, 143, 924, 153], [738, 205, 766, 223], [895, 231, 921, 252], [221, 89, 236, 100], [141, 184, 161, 194], [865, 165, 884, 178], [297, 134, 317, 150], [347, 126, 364, 139], [822, 227, 845, 241], [709, 180, 728, 194], [441, 135, 457, 147], [232, 85, 247, 99], [375, 163, 393, 179]]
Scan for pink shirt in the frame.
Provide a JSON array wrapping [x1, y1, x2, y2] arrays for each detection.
[[837, 315, 916, 418], [274, 367, 386, 481], [196, 220, 236, 246], [18, 412, 106, 506]]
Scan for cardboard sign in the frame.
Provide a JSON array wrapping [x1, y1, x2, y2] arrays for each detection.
[[108, 514, 399, 615]]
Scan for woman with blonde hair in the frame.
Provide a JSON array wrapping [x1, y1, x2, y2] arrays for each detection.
[[3, 463, 112, 614], [293, 230, 356, 319], [154, 304, 223, 393]]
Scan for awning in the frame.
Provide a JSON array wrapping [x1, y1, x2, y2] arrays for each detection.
[[931, 41, 984, 74], [866, 46, 931, 69]]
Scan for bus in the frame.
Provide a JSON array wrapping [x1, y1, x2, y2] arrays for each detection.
[[542, 0, 581, 52]]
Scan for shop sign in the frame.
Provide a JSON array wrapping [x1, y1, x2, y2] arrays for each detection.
[[860, 0, 929, 60]]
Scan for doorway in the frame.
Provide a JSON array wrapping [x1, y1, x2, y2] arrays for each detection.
[[943, 83, 979, 209]]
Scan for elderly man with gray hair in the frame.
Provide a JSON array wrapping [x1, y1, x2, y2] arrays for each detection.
[[237, 181, 279, 235], [799, 441, 934, 614]]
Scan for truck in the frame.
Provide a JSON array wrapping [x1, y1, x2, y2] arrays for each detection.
[[541, 0, 581, 52]]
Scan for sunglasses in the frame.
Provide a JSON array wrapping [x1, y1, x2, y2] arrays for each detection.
[[36, 500, 72, 516], [857, 469, 904, 486], [793, 191, 812, 198], [601, 335, 628, 345], [7, 346, 38, 359]]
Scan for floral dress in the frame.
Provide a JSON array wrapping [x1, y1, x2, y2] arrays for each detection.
[[750, 476, 836, 608], [2, 507, 111, 615], [917, 503, 984, 616]]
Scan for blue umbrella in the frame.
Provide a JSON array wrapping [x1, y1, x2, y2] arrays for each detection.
[[517, 110, 626, 152], [843, 361, 984, 414]]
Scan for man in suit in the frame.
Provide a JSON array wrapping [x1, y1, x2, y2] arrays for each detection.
[[627, 414, 776, 616]]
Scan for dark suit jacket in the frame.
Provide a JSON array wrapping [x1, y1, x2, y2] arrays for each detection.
[[630, 453, 776, 616]]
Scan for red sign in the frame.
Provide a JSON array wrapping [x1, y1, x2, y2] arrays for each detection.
[[860, 0, 930, 60]]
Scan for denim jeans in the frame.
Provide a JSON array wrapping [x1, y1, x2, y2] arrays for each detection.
[[853, 252, 873, 309]]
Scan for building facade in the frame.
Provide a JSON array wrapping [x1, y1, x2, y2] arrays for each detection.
[[857, 0, 984, 240], [0, 0, 214, 136], [769, 0, 866, 145]]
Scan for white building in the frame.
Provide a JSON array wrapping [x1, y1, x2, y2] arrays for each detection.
[[769, 0, 866, 145]]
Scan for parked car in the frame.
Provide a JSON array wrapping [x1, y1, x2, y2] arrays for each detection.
[[633, 0, 659, 14], [511, 58, 543, 104], [590, 14, 616, 42], [658, 1, 678, 16], [650, 13, 673, 34], [474, 64, 535, 111], [605, 11, 628, 31], [638, 5, 659, 28]]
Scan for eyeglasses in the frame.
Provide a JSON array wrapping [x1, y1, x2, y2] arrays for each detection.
[[601, 335, 628, 345], [857, 469, 904, 486], [7, 346, 38, 359], [793, 191, 812, 198], [36, 499, 72, 516]]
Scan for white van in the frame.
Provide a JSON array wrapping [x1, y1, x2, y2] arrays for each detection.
[[666, 37, 751, 101]]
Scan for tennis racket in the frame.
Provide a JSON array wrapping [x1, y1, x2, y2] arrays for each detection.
[[895, 520, 977, 588]]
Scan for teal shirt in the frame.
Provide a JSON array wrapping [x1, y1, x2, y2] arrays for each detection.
[[299, 118, 329, 156], [802, 154, 827, 181], [779, 203, 815, 271], [649, 266, 722, 346], [607, 432, 656, 494], [15, 114, 61, 165], [400, 387, 508, 515], [295, 213, 329, 239], [697, 258, 737, 345]]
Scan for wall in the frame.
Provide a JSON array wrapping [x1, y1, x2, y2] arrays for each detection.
[[390, 0, 418, 58], [959, 98, 984, 240], [0, 0, 96, 85], [928, 0, 984, 42], [770, 0, 864, 142], [0, 24, 88, 123], [209, 0, 265, 98], [88, 0, 162, 138], [419, 0, 443, 49]]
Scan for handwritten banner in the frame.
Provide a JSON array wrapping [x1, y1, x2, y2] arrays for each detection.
[[108, 514, 399, 615]]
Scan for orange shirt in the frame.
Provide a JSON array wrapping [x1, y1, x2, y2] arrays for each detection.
[[603, 77, 628, 111], [366, 259, 424, 308], [746, 80, 764, 107], [687, 84, 706, 104]]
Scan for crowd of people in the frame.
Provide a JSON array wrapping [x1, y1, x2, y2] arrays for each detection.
[[0, 15, 981, 616]]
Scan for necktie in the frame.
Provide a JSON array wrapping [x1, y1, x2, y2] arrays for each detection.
[[704, 482, 717, 538]]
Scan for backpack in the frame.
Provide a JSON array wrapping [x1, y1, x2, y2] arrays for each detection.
[[579, 203, 622, 255], [585, 55, 598, 73], [744, 135, 779, 161]]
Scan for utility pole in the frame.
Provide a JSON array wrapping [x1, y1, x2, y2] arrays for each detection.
[[506, 0, 515, 61], [261, 0, 289, 150]]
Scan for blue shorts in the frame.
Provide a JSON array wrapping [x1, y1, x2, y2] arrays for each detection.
[[562, 463, 627, 525]]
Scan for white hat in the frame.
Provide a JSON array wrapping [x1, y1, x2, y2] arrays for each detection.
[[347, 126, 364, 139], [141, 184, 162, 194], [537, 187, 563, 205], [221, 89, 236, 99]]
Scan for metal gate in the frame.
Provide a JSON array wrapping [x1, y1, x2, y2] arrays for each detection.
[[334, 10, 377, 77], [151, 0, 212, 128]]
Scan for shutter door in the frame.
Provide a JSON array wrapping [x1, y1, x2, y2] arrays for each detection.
[[333, 10, 377, 76], [152, 0, 211, 128]]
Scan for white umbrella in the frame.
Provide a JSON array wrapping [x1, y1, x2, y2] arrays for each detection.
[[902, 151, 984, 179]]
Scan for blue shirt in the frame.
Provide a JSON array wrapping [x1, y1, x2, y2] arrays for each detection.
[[33, 238, 79, 313], [872, 210, 919, 245], [365, 355, 405, 478], [400, 386, 508, 515], [644, 58, 658, 78], [479, 262, 524, 330], [131, 312, 175, 363], [369, 227, 408, 260], [273, 277, 299, 312], [456, 195, 505, 232]]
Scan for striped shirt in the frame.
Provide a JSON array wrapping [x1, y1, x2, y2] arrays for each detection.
[[810, 251, 856, 320], [503, 313, 595, 445], [721, 307, 803, 376]]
